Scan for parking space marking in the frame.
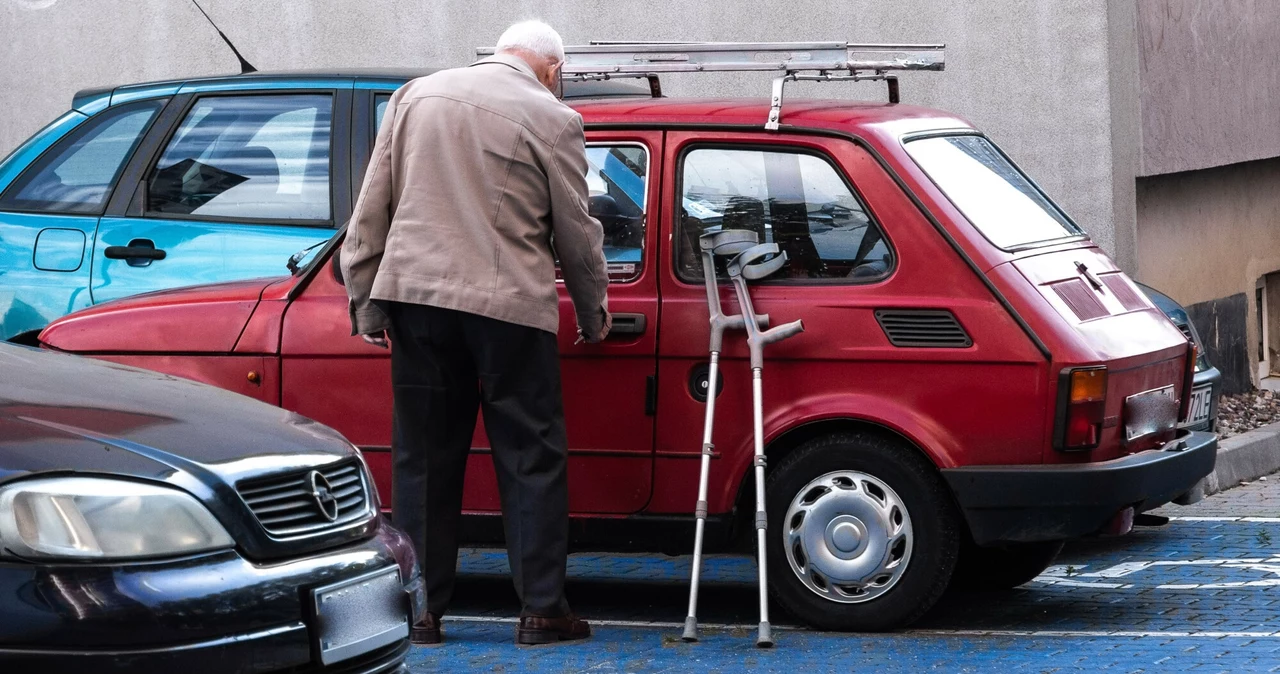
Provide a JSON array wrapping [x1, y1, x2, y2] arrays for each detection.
[[444, 615, 1280, 639], [912, 629, 1280, 638], [1169, 516, 1280, 522], [448, 615, 801, 631], [1035, 557, 1280, 589]]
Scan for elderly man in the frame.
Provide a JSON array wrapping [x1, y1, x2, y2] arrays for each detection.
[[340, 20, 610, 646]]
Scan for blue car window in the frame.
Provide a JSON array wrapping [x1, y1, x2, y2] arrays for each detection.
[[147, 94, 333, 222], [678, 147, 891, 283], [567, 143, 648, 282], [0, 101, 162, 215], [375, 95, 390, 132]]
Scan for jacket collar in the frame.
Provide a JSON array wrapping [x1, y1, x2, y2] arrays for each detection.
[[471, 52, 538, 81]]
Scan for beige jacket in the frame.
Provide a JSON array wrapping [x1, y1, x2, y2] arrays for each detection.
[[341, 54, 609, 336]]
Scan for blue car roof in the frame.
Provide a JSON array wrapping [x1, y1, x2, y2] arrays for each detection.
[[73, 68, 652, 113]]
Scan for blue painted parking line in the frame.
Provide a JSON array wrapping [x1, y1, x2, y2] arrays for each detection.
[[411, 517, 1280, 671]]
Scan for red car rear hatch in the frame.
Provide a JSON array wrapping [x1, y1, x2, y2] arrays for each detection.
[[1009, 245, 1191, 461]]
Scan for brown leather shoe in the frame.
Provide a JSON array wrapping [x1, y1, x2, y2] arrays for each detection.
[[411, 613, 442, 645], [516, 613, 591, 645]]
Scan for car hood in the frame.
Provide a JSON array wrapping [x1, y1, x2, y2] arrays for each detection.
[[39, 277, 277, 353], [0, 343, 356, 487]]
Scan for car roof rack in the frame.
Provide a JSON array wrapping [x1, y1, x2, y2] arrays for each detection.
[[477, 41, 945, 130]]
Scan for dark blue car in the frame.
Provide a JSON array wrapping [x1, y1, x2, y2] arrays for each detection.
[[0, 342, 422, 672]]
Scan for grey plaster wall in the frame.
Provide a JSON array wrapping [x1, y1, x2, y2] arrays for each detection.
[[0, 0, 1128, 260], [1136, 0, 1280, 176]]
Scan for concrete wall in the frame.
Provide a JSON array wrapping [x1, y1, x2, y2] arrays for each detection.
[[1136, 157, 1280, 389], [1136, 0, 1280, 176], [0, 0, 1132, 262]]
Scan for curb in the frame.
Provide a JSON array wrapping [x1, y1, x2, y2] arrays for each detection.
[[1201, 422, 1280, 496]]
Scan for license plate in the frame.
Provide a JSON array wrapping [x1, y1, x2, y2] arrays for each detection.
[[1184, 384, 1213, 427], [312, 566, 408, 665], [1124, 385, 1178, 443]]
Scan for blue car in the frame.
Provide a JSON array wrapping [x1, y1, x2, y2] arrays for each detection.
[[0, 70, 649, 343]]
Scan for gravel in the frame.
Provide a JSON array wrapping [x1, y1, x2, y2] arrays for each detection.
[[1215, 389, 1280, 438]]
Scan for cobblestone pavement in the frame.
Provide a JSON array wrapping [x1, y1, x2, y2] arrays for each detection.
[[406, 472, 1280, 672]]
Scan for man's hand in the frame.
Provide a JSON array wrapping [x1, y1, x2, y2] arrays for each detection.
[[361, 331, 389, 349], [575, 310, 612, 344]]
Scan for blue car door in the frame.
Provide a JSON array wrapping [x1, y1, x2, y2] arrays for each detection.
[[0, 100, 167, 340], [90, 86, 353, 305]]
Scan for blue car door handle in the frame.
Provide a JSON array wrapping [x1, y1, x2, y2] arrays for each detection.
[[104, 239, 167, 266]]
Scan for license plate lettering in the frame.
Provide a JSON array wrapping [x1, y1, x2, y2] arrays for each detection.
[[1185, 385, 1212, 426]]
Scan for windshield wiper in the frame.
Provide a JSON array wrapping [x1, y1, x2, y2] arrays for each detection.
[[286, 241, 327, 275]]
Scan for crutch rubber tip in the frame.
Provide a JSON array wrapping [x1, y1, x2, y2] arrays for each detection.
[[756, 622, 774, 648], [682, 616, 699, 642]]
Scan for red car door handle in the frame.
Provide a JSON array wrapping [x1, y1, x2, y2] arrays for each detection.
[[609, 313, 647, 336]]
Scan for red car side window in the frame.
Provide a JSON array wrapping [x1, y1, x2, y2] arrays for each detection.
[[676, 146, 891, 284]]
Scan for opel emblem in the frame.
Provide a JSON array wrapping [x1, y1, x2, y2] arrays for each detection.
[[308, 470, 340, 522]]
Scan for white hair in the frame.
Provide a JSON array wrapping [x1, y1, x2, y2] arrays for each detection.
[[495, 20, 565, 62]]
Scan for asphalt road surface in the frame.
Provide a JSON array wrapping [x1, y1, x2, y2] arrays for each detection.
[[406, 474, 1280, 672]]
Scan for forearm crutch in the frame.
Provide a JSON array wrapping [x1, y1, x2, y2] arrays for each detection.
[[683, 229, 768, 643], [727, 243, 804, 648]]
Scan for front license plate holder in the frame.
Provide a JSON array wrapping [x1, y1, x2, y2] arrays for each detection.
[[311, 566, 408, 665]]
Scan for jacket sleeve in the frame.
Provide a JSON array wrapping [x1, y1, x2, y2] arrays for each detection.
[[340, 90, 399, 336], [546, 114, 609, 335]]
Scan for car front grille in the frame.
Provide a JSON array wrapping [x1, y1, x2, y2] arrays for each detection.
[[237, 460, 372, 537]]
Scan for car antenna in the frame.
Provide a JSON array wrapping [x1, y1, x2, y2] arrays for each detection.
[[190, 0, 257, 74]]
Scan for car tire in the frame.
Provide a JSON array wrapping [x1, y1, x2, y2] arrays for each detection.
[[949, 539, 1064, 591], [765, 431, 959, 631]]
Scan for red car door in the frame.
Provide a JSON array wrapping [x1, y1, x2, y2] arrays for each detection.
[[278, 130, 662, 515], [651, 130, 1047, 516]]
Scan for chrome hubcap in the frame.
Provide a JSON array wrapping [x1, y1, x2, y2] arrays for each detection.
[[783, 470, 913, 603]]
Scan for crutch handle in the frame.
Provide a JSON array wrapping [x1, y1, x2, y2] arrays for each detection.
[[762, 319, 805, 344], [725, 313, 770, 331], [750, 319, 804, 368], [709, 312, 769, 352]]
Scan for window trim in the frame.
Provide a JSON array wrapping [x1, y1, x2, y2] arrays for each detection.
[[672, 140, 897, 287], [136, 90, 343, 229], [901, 129, 1088, 253], [0, 100, 168, 217]]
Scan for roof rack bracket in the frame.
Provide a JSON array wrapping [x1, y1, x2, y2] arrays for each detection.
[[765, 74, 792, 131]]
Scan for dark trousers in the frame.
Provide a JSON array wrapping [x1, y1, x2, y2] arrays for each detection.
[[384, 301, 571, 618]]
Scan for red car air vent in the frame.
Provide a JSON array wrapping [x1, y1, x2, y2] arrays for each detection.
[[874, 309, 972, 348], [1051, 279, 1109, 321], [1100, 273, 1147, 312]]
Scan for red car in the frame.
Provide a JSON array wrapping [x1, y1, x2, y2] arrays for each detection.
[[39, 67, 1215, 632]]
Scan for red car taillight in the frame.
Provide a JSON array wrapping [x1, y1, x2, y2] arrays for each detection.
[[1055, 367, 1107, 451], [1178, 342, 1196, 422]]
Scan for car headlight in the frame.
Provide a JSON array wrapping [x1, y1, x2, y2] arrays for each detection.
[[0, 477, 234, 560]]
